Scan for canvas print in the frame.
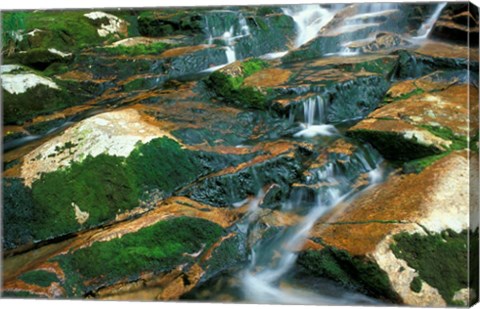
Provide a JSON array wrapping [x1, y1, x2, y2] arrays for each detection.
[[1, 1, 479, 307]]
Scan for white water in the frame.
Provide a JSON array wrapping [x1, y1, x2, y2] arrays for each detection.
[[259, 51, 289, 60], [240, 146, 385, 305], [202, 12, 251, 72], [413, 2, 447, 40], [282, 4, 335, 47], [293, 95, 338, 138]]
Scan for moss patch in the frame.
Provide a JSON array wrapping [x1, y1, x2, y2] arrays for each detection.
[[126, 137, 203, 194], [297, 246, 398, 301], [410, 276, 422, 293], [2, 178, 35, 250], [55, 216, 223, 296], [207, 58, 271, 110], [19, 270, 59, 287], [21, 137, 247, 245], [420, 125, 468, 151], [391, 230, 468, 305], [402, 152, 450, 174], [31, 154, 140, 240], [96, 42, 171, 56]]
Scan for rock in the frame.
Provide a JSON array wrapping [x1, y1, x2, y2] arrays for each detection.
[[431, 3, 479, 46], [20, 108, 177, 187], [346, 32, 412, 53], [2, 197, 248, 299], [84, 11, 128, 38], [394, 43, 479, 79], [291, 139, 382, 208], [298, 151, 472, 305], [2, 67, 93, 125], [180, 141, 305, 207], [347, 78, 473, 162]]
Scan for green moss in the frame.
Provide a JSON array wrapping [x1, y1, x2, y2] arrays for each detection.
[[123, 78, 146, 91], [241, 58, 270, 76], [391, 230, 468, 305], [21, 10, 113, 51], [1, 291, 44, 299], [402, 152, 449, 174], [420, 125, 468, 150], [3, 84, 68, 125], [2, 178, 35, 250], [31, 154, 140, 240], [207, 58, 271, 109], [126, 137, 202, 193], [55, 216, 223, 296], [346, 129, 443, 161], [201, 234, 246, 279], [343, 57, 397, 76], [410, 276, 422, 293], [298, 246, 398, 301], [96, 42, 171, 56], [19, 270, 59, 287], [27, 137, 234, 243]]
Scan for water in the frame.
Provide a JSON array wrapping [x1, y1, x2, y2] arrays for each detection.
[[293, 95, 338, 138], [202, 10, 251, 72], [413, 2, 447, 40], [282, 4, 335, 47], [237, 140, 386, 305]]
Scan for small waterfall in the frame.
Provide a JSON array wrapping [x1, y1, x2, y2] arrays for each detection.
[[282, 4, 335, 48], [294, 96, 338, 138], [413, 2, 447, 40], [240, 143, 385, 305], [202, 11, 251, 72]]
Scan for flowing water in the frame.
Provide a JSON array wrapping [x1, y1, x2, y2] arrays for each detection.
[[282, 4, 335, 48], [413, 2, 447, 40], [201, 10, 251, 72], [293, 95, 338, 138]]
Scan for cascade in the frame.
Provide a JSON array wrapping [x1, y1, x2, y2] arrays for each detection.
[[202, 11, 251, 72], [413, 2, 447, 39], [293, 96, 338, 138], [239, 142, 385, 305], [282, 4, 335, 48]]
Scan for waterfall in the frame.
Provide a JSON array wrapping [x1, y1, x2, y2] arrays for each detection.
[[239, 143, 385, 305], [294, 96, 338, 138], [413, 2, 447, 40], [202, 11, 251, 72], [282, 4, 335, 48]]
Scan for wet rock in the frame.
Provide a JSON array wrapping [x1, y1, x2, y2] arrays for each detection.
[[298, 151, 472, 305], [180, 141, 305, 207], [431, 3, 479, 46], [347, 79, 473, 162], [291, 139, 382, 208], [394, 43, 479, 79], [2, 68, 93, 125], [206, 58, 272, 110], [2, 197, 247, 299], [346, 32, 412, 53]]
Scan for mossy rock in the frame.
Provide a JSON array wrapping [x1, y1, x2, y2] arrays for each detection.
[[391, 230, 469, 305], [297, 246, 399, 302], [2, 178, 36, 250], [206, 58, 272, 110], [7, 137, 250, 248], [19, 270, 60, 287], [54, 216, 224, 296], [13, 48, 72, 71], [346, 129, 444, 161]]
